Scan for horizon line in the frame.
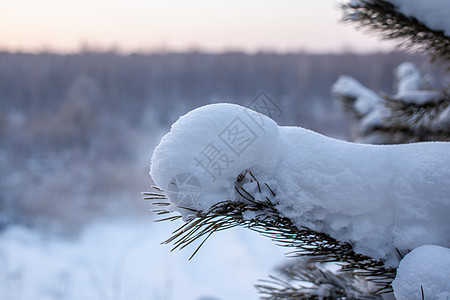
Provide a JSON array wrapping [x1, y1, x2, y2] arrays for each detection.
[[0, 45, 404, 56]]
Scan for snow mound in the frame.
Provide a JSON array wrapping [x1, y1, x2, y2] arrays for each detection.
[[392, 245, 450, 300], [150, 103, 450, 265], [150, 103, 279, 215]]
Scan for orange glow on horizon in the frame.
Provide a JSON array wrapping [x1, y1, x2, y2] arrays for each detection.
[[0, 0, 397, 53]]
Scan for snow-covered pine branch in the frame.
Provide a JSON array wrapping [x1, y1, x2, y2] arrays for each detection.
[[149, 181, 396, 294], [333, 62, 450, 144], [256, 258, 382, 299], [149, 103, 450, 298], [342, 0, 450, 65]]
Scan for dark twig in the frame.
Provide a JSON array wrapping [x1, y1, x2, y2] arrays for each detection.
[[145, 174, 396, 295]]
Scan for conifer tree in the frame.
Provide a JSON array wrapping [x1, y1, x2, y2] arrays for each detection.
[[334, 0, 450, 144]]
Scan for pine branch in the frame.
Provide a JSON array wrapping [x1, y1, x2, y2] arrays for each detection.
[[335, 93, 364, 120], [333, 74, 450, 143], [353, 91, 450, 143], [381, 91, 450, 141], [342, 0, 450, 65], [256, 259, 382, 299], [146, 172, 396, 295]]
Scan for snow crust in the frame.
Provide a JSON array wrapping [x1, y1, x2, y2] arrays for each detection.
[[150, 103, 450, 265], [392, 245, 450, 300]]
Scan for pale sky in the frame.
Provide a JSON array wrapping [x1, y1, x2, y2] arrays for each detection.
[[0, 0, 397, 53]]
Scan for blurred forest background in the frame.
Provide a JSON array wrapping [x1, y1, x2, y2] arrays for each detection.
[[2, 1, 449, 298], [0, 49, 445, 235]]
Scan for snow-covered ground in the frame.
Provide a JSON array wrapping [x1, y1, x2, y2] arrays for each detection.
[[0, 220, 285, 300]]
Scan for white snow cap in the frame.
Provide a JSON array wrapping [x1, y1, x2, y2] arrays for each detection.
[[332, 75, 384, 116], [332, 75, 388, 133], [395, 62, 422, 94], [150, 103, 279, 214], [150, 103, 450, 265], [392, 245, 450, 300], [394, 62, 443, 105]]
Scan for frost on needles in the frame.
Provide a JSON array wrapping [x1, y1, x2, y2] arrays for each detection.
[[149, 103, 450, 295]]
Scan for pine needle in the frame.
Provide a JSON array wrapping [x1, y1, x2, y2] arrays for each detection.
[[147, 172, 396, 294]]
